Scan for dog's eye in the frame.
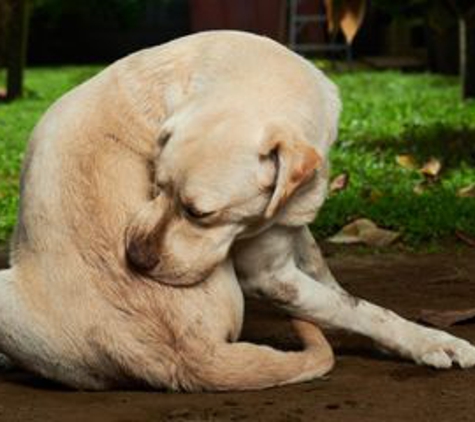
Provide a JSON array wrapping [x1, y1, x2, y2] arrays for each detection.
[[182, 203, 214, 220]]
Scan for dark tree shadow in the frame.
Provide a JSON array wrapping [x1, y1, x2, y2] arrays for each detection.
[[348, 124, 475, 172]]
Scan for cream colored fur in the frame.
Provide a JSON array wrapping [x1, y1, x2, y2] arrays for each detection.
[[0, 31, 335, 390], [1, 31, 474, 391]]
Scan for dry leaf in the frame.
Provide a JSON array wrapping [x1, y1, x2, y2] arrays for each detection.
[[324, 0, 338, 34], [396, 154, 417, 170], [330, 173, 350, 194], [457, 184, 475, 198], [328, 218, 400, 247], [369, 189, 383, 202], [418, 308, 475, 328], [420, 157, 442, 177], [339, 0, 366, 43], [413, 181, 426, 195], [324, 0, 366, 44], [456, 230, 475, 247], [413, 179, 438, 195]]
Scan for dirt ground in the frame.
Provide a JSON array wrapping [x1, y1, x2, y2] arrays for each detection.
[[1, 247, 475, 422]]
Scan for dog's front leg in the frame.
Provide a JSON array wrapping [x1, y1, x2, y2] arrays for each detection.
[[294, 226, 344, 293], [234, 227, 475, 369]]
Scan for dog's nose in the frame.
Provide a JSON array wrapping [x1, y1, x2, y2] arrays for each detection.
[[126, 239, 160, 273]]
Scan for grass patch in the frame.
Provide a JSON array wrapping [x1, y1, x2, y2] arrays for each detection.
[[0, 66, 474, 247], [0, 66, 102, 243], [311, 71, 475, 246]]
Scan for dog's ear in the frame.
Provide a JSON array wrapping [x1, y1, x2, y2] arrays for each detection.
[[124, 197, 167, 273], [260, 127, 322, 219]]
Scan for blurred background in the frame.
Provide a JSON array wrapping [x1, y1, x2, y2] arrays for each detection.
[[0, 0, 474, 249], [2, 0, 474, 91]]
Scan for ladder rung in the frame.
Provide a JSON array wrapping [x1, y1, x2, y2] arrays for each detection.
[[294, 15, 326, 24]]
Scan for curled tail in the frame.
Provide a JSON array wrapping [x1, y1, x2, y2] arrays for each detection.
[[183, 319, 334, 391]]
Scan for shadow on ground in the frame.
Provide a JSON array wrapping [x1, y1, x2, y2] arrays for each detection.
[[1, 248, 475, 421]]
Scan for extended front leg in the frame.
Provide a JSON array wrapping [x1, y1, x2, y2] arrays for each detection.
[[234, 227, 475, 369], [294, 226, 344, 292]]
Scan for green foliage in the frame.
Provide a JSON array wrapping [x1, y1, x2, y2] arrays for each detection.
[[0, 65, 101, 243], [371, 0, 430, 19], [0, 66, 474, 247], [371, 0, 475, 32], [311, 70, 475, 245], [32, 0, 146, 29]]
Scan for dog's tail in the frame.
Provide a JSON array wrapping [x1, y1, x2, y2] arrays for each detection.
[[184, 319, 334, 391]]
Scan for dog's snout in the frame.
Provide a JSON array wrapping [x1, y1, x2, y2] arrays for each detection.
[[126, 237, 160, 273]]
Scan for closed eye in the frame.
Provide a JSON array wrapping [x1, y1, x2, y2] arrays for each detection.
[[182, 202, 215, 220]]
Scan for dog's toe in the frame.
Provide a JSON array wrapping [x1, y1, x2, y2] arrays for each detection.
[[416, 336, 475, 369], [449, 340, 475, 368], [420, 350, 452, 369]]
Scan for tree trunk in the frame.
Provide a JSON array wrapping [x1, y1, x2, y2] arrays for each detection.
[[6, 0, 30, 101], [459, 16, 475, 99]]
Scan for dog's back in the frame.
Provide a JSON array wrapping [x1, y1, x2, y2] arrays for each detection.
[[1, 31, 334, 390]]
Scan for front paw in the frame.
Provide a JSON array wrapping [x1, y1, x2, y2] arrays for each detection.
[[410, 329, 475, 369]]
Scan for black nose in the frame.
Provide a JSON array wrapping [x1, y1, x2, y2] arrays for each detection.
[[126, 238, 160, 273]]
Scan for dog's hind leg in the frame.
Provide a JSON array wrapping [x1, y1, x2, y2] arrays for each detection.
[[0, 269, 16, 371], [185, 319, 333, 391]]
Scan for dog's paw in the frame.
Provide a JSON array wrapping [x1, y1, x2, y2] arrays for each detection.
[[412, 331, 475, 369]]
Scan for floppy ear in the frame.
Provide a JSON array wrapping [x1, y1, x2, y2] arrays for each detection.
[[261, 127, 322, 219], [124, 196, 167, 273]]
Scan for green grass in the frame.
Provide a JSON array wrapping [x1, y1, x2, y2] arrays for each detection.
[[311, 71, 475, 246], [0, 66, 474, 247], [0, 66, 102, 244]]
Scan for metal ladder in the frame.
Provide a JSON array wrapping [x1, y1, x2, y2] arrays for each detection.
[[288, 0, 351, 61]]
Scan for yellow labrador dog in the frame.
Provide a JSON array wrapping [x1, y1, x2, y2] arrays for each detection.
[[0, 31, 474, 391], [0, 31, 335, 391]]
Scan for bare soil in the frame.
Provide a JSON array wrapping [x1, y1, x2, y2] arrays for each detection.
[[1, 248, 475, 422]]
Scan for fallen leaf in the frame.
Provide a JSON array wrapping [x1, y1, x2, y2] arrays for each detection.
[[396, 154, 418, 170], [418, 308, 475, 328], [413, 181, 426, 195], [420, 157, 442, 177], [339, 0, 367, 44], [456, 230, 475, 247], [413, 179, 437, 194], [324, 0, 367, 44], [457, 184, 475, 198], [330, 173, 350, 194], [328, 218, 400, 247], [369, 189, 383, 202]]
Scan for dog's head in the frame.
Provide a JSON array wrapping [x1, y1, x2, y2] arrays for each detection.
[[125, 100, 336, 285]]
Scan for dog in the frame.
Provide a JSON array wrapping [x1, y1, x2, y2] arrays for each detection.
[[124, 32, 475, 370], [0, 31, 473, 392], [0, 31, 336, 391]]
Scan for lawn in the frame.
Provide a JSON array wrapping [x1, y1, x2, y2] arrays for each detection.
[[314, 71, 475, 246], [0, 66, 474, 247], [0, 66, 102, 245]]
